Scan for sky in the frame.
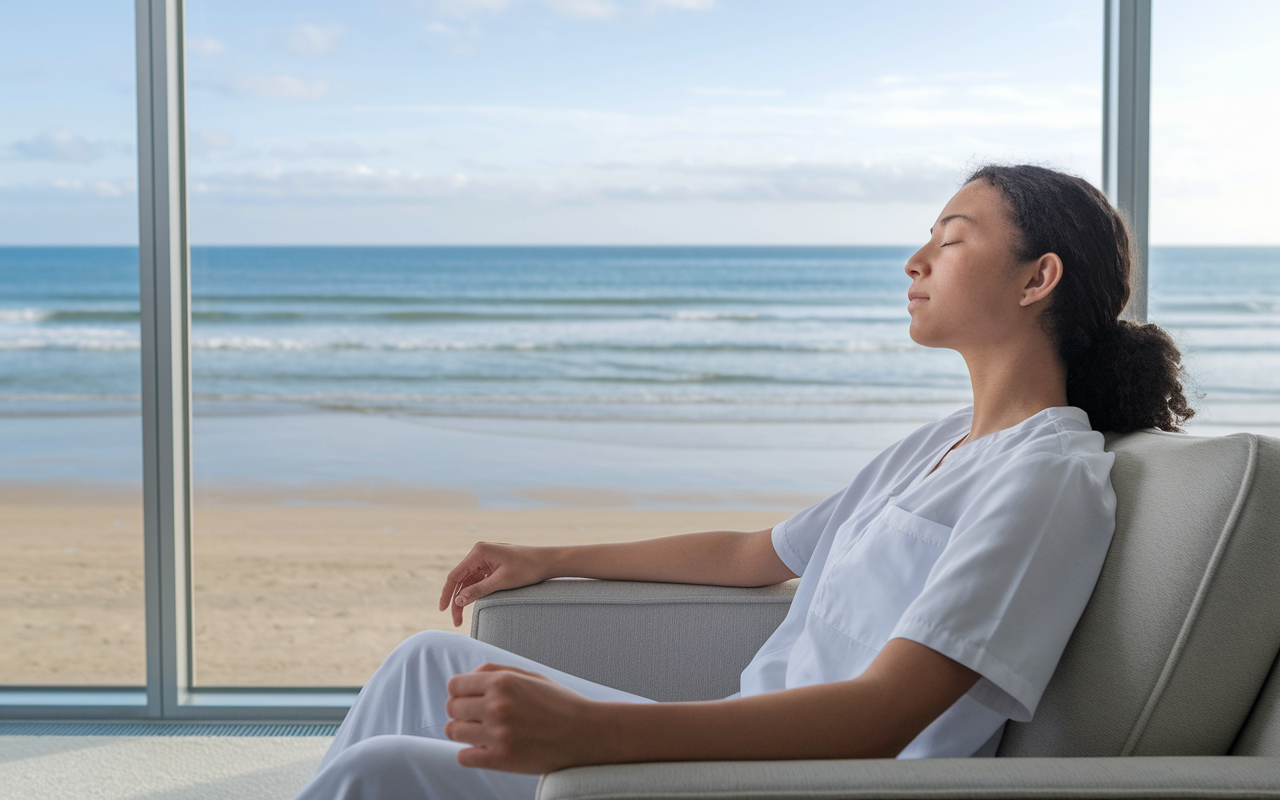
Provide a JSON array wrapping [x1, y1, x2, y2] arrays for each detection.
[[0, 0, 1276, 246]]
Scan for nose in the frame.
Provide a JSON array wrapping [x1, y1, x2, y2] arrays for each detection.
[[904, 244, 928, 279]]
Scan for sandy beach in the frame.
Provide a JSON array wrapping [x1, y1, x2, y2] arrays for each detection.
[[1, 482, 808, 687]]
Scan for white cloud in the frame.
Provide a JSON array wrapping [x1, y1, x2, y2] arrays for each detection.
[[233, 74, 346, 99], [269, 140, 381, 160], [425, 22, 461, 36], [425, 0, 705, 23], [653, 0, 715, 9], [287, 24, 345, 56], [188, 165, 475, 203], [187, 36, 226, 56], [541, 0, 617, 19], [182, 157, 959, 208], [190, 129, 236, 159], [0, 178, 136, 200], [593, 159, 960, 204], [432, 0, 510, 17], [823, 76, 1098, 130], [690, 87, 784, 98], [188, 131, 388, 163], [10, 129, 104, 163]]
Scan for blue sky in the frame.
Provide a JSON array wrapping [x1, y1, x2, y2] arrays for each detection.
[[1, 0, 1276, 245]]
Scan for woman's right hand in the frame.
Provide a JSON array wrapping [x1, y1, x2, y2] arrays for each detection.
[[438, 542, 554, 627]]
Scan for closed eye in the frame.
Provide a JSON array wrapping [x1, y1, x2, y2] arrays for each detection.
[[940, 241, 961, 247]]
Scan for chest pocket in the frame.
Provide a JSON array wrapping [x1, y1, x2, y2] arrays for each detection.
[[811, 504, 953, 651]]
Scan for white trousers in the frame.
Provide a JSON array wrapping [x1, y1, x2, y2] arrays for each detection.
[[296, 630, 653, 800]]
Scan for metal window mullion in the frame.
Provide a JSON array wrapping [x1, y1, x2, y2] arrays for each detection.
[[1103, 0, 1152, 323], [136, 0, 193, 719]]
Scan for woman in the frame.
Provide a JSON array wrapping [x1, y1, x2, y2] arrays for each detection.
[[297, 165, 1193, 799]]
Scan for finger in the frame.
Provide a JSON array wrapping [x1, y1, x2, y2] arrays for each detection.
[[451, 569, 497, 627], [447, 567, 485, 625], [450, 572, 478, 627], [471, 663, 544, 679], [443, 719, 488, 746], [439, 550, 486, 611], [453, 569, 500, 608], [457, 746, 542, 775], [455, 745, 496, 770], [450, 568, 471, 611], [438, 559, 470, 611], [447, 670, 497, 698], [439, 577, 457, 613], [445, 694, 488, 722], [440, 566, 468, 612]]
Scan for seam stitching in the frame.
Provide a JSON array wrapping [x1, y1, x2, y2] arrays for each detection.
[[1119, 433, 1259, 756]]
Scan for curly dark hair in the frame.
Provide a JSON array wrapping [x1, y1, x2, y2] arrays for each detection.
[[966, 164, 1194, 433]]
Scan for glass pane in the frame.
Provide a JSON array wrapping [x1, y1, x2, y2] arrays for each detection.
[[1150, 1, 1280, 437], [183, 0, 1102, 686], [0, 5, 143, 685]]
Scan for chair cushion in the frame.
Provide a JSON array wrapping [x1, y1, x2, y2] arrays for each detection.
[[999, 431, 1280, 757]]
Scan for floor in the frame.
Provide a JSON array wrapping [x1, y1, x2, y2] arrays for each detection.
[[0, 725, 333, 800]]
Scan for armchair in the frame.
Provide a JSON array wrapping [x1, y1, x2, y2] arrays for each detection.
[[472, 429, 1280, 799]]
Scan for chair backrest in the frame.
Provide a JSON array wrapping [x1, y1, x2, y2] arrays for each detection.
[[999, 430, 1280, 757], [1234, 652, 1280, 755]]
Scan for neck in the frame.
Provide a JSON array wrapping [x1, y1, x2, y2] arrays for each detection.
[[959, 333, 1069, 443]]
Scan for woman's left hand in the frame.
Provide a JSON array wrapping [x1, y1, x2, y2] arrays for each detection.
[[444, 663, 608, 774]]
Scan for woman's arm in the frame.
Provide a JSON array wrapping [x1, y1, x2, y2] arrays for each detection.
[[438, 529, 796, 626], [443, 638, 980, 773]]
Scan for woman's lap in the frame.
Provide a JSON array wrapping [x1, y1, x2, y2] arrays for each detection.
[[298, 735, 540, 800], [297, 630, 653, 800]]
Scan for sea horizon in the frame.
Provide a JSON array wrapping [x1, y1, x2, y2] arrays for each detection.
[[4, 244, 1280, 504]]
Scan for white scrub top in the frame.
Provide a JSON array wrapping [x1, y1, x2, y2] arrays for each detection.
[[739, 406, 1116, 759]]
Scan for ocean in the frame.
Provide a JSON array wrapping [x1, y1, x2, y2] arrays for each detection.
[[3, 246, 1280, 500]]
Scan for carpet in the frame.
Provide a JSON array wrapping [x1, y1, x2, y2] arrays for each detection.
[[0, 732, 331, 799]]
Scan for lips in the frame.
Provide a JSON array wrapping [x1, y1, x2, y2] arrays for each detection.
[[907, 291, 928, 313]]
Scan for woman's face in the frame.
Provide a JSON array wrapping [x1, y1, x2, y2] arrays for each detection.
[[903, 180, 1033, 353]]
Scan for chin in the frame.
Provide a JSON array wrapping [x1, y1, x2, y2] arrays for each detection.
[[907, 321, 930, 347]]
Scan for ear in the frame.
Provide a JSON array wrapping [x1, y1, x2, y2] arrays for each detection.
[[1020, 253, 1063, 307]]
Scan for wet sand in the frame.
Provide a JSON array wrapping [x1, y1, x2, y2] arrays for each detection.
[[0, 483, 807, 687]]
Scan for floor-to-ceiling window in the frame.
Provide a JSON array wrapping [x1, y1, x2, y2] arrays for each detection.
[[19, 0, 1265, 716], [0, 3, 144, 686], [179, 0, 1103, 688], [1149, 0, 1280, 440]]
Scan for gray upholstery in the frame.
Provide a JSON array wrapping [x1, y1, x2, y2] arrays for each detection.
[[1000, 431, 1280, 757], [469, 430, 1280, 798], [1235, 654, 1280, 756], [471, 579, 796, 702], [539, 757, 1280, 800]]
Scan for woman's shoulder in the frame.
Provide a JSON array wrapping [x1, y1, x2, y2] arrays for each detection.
[[982, 406, 1113, 481]]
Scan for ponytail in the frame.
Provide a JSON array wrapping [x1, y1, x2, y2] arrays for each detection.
[[966, 165, 1194, 433], [1065, 320, 1194, 433]]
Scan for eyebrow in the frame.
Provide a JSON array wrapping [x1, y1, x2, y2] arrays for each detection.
[[929, 213, 974, 234]]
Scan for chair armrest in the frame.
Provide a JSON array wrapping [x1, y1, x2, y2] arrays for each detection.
[[537, 756, 1280, 800], [470, 579, 796, 702]]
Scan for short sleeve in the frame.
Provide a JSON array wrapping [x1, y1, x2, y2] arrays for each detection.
[[771, 489, 846, 577], [889, 450, 1116, 721], [771, 420, 962, 577]]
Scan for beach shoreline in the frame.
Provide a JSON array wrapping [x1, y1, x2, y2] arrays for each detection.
[[1, 481, 808, 687]]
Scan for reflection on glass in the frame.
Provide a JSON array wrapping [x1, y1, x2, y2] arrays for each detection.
[[183, 1, 1101, 686], [0, 4, 142, 685]]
